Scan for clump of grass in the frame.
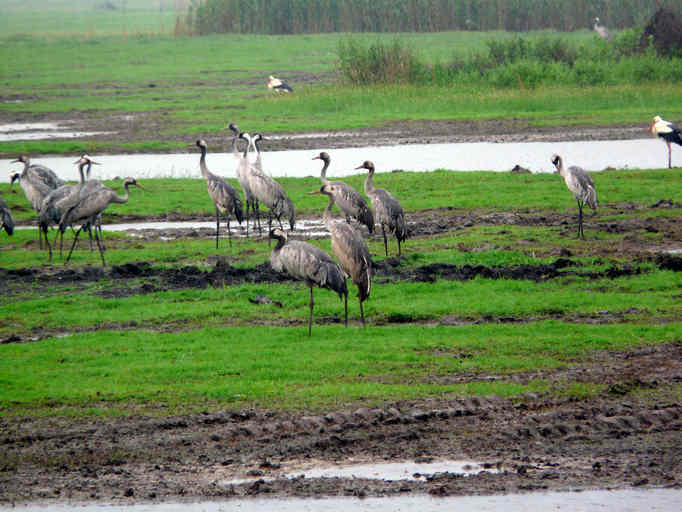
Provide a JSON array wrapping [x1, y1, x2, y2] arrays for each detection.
[[336, 35, 682, 89], [337, 38, 425, 85]]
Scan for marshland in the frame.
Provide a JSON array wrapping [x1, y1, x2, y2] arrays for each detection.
[[0, 0, 680, 507]]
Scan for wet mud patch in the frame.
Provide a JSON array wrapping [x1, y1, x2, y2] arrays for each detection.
[[0, 345, 679, 504]]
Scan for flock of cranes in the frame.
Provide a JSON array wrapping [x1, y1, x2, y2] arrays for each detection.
[[2, 114, 680, 333]]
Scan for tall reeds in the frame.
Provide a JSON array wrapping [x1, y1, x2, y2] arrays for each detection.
[[187, 0, 665, 35]]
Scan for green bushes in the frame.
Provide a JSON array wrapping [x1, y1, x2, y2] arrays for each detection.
[[336, 35, 682, 89]]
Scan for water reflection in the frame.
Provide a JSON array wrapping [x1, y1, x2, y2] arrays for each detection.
[[3, 489, 679, 511], [1, 139, 670, 183]]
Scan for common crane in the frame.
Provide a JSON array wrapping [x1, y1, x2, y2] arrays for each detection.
[[228, 123, 259, 236], [40, 155, 99, 260], [312, 183, 372, 326], [195, 139, 244, 248], [551, 154, 598, 240], [62, 177, 145, 266], [267, 75, 293, 93], [0, 196, 14, 236], [11, 154, 64, 190], [649, 115, 682, 169], [356, 160, 407, 257], [238, 132, 295, 236], [269, 228, 348, 336], [313, 152, 374, 234]]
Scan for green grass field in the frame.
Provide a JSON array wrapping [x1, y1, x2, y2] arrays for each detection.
[[1, 168, 680, 417]]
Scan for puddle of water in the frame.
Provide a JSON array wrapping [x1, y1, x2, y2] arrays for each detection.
[[1, 139, 671, 183], [3, 489, 679, 511], [0, 122, 112, 142], [224, 460, 496, 486]]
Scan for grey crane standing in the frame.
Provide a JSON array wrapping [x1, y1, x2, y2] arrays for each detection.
[[10, 154, 64, 250], [269, 228, 348, 336], [312, 183, 372, 326], [0, 196, 14, 236], [551, 154, 598, 240], [228, 123, 259, 236], [195, 139, 244, 248], [12, 154, 64, 190], [39, 155, 96, 260], [356, 160, 407, 257], [239, 132, 295, 235], [648, 115, 682, 169], [62, 177, 145, 266], [313, 152, 374, 234]]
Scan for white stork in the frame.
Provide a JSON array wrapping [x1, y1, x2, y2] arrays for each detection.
[[649, 115, 682, 169], [267, 75, 293, 93]]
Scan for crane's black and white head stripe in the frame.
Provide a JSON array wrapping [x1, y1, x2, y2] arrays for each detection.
[[196, 139, 207, 149], [551, 154, 562, 172]]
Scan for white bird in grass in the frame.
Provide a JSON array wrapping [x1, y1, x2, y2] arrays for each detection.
[[267, 75, 293, 93], [648, 115, 682, 169], [356, 160, 407, 257], [551, 154, 598, 240], [593, 17, 610, 40], [313, 151, 374, 234], [311, 183, 372, 326], [269, 228, 348, 336]]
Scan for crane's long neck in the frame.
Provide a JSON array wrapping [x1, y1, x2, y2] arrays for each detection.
[[322, 193, 335, 227], [319, 158, 330, 184], [364, 167, 375, 195], [272, 233, 286, 251], [556, 158, 566, 178], [241, 134, 251, 160], [110, 183, 132, 205], [199, 146, 209, 178]]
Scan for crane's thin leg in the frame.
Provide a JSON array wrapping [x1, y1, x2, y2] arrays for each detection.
[[344, 292, 348, 327], [308, 286, 314, 337], [577, 200, 584, 240], [94, 229, 106, 266], [86, 224, 94, 251], [97, 218, 105, 252], [668, 142, 672, 169], [382, 224, 388, 257], [256, 201, 262, 235], [215, 208, 220, 249], [359, 300, 365, 327], [245, 199, 249, 238], [267, 212, 273, 247], [43, 226, 52, 262], [226, 215, 232, 248], [398, 237, 402, 257], [65, 227, 84, 264]]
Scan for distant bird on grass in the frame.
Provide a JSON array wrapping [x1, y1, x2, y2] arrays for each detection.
[[312, 183, 372, 326], [0, 196, 14, 236], [551, 154, 598, 240], [356, 160, 407, 257], [269, 228, 347, 336], [267, 75, 293, 93], [313, 151, 374, 234], [195, 139, 243, 248], [593, 17, 610, 40], [648, 115, 682, 169]]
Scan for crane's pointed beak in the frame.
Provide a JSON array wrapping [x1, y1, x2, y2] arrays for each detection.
[[308, 189, 322, 195], [134, 183, 148, 191]]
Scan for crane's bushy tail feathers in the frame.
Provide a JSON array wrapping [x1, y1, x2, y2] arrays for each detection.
[[359, 207, 374, 234], [319, 262, 348, 301], [234, 198, 244, 224]]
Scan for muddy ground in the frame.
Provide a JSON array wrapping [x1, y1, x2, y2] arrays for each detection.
[[1, 202, 681, 505], [0, 344, 680, 504], [0, 107, 652, 155]]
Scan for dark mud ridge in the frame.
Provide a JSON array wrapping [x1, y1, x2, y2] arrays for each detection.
[[2, 256, 676, 299], [0, 344, 680, 504]]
